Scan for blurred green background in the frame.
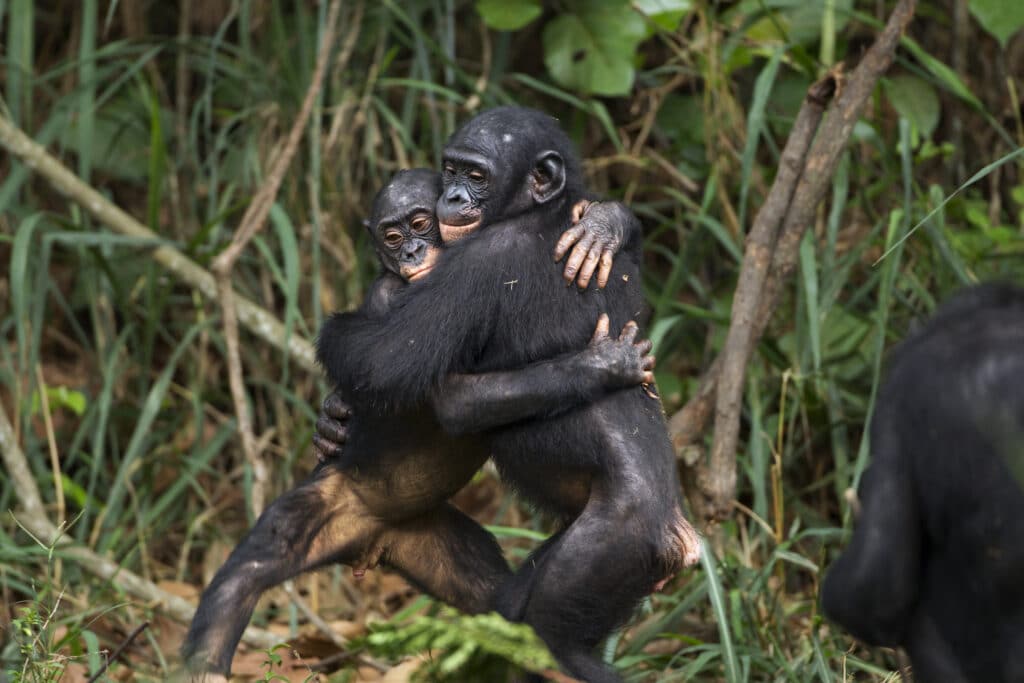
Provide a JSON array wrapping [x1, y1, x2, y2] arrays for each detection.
[[2, 0, 1023, 680]]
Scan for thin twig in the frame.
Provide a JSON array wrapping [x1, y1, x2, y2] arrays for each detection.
[[86, 621, 149, 683], [671, 0, 918, 520], [280, 581, 389, 671], [0, 403, 281, 650], [0, 113, 317, 372], [211, 0, 342, 516], [700, 74, 835, 520]]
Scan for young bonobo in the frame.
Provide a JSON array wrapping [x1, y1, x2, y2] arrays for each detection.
[[183, 168, 652, 679], [318, 107, 701, 683], [821, 283, 1024, 682]]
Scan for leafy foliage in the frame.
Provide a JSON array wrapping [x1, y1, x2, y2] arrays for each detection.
[[1, 0, 1023, 680], [543, 2, 647, 96], [969, 0, 1024, 46], [364, 609, 559, 681]]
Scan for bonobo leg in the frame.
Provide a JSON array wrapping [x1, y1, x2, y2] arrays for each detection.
[[498, 477, 691, 683], [382, 503, 510, 614], [183, 465, 376, 674], [183, 464, 508, 676]]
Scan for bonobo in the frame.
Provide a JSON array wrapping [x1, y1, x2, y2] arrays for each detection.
[[182, 167, 652, 678], [821, 283, 1024, 682], [319, 107, 701, 683]]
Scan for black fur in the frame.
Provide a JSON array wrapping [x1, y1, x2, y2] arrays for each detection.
[[183, 163, 649, 678], [821, 282, 1024, 682], [317, 106, 697, 683]]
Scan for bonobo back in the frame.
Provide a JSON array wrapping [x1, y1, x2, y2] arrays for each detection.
[[822, 282, 1024, 682]]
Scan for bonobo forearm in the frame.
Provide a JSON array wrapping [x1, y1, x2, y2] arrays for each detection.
[[433, 352, 620, 436]]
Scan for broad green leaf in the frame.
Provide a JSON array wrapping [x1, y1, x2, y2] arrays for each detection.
[[969, 0, 1024, 47], [746, 0, 853, 46], [543, 2, 645, 96], [634, 0, 692, 31], [476, 0, 542, 31], [885, 73, 940, 138]]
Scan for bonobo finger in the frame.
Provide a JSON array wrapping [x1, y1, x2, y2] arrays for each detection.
[[576, 247, 602, 289], [635, 339, 653, 356], [322, 392, 351, 420], [571, 199, 593, 224], [596, 250, 614, 289], [642, 354, 656, 371], [643, 371, 656, 385], [619, 321, 639, 343], [554, 225, 585, 262], [316, 414, 349, 444], [311, 434, 338, 460], [590, 314, 611, 342], [564, 235, 596, 284]]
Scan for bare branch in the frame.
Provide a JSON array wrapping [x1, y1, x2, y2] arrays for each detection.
[[672, 0, 918, 520], [211, 0, 343, 516], [0, 113, 317, 372], [0, 402, 280, 650]]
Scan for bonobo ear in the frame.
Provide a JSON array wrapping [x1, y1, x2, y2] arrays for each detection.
[[530, 150, 566, 204], [362, 218, 373, 233]]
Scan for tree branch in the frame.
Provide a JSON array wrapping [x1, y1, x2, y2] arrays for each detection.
[[672, 0, 918, 521], [0, 113, 317, 373], [0, 402, 280, 650], [211, 0, 342, 517]]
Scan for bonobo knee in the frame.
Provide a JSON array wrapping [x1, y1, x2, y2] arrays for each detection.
[[611, 504, 699, 589]]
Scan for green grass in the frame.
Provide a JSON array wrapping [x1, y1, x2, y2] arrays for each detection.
[[2, 1, 1023, 681]]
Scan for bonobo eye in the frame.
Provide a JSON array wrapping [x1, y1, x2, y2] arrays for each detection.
[[443, 163, 456, 177], [468, 169, 486, 183], [383, 230, 403, 248], [410, 214, 432, 234]]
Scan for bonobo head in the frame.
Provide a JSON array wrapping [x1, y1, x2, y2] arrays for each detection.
[[365, 168, 443, 282], [437, 106, 585, 242]]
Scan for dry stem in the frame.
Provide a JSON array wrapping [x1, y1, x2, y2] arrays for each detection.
[[672, 0, 918, 521], [211, 0, 342, 516], [0, 402, 281, 650]]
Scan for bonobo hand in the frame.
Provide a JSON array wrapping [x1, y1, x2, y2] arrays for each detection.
[[585, 314, 656, 388], [312, 391, 351, 463], [555, 200, 627, 289]]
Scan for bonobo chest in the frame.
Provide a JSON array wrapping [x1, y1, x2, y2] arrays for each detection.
[[474, 226, 644, 371]]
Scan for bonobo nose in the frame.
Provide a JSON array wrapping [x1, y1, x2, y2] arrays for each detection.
[[403, 241, 425, 259], [444, 186, 467, 205]]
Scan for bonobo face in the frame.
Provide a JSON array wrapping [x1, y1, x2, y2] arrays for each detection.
[[437, 150, 490, 242], [437, 106, 577, 243], [367, 169, 443, 282]]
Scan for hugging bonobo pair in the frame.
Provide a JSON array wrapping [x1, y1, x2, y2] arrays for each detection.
[[183, 107, 701, 683]]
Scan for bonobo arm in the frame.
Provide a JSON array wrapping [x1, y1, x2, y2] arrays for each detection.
[[821, 410, 922, 646], [555, 200, 642, 289], [433, 315, 654, 435], [316, 237, 500, 412], [314, 316, 654, 455]]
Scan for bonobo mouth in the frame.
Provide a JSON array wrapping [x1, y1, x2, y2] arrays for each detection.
[[402, 249, 439, 282], [440, 219, 481, 243], [406, 265, 433, 281]]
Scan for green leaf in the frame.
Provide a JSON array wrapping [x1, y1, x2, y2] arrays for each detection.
[[885, 74, 940, 138], [634, 0, 692, 31], [901, 37, 983, 110], [476, 0, 542, 31], [969, 0, 1024, 47], [543, 2, 646, 96], [45, 386, 88, 416], [746, 0, 853, 46]]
